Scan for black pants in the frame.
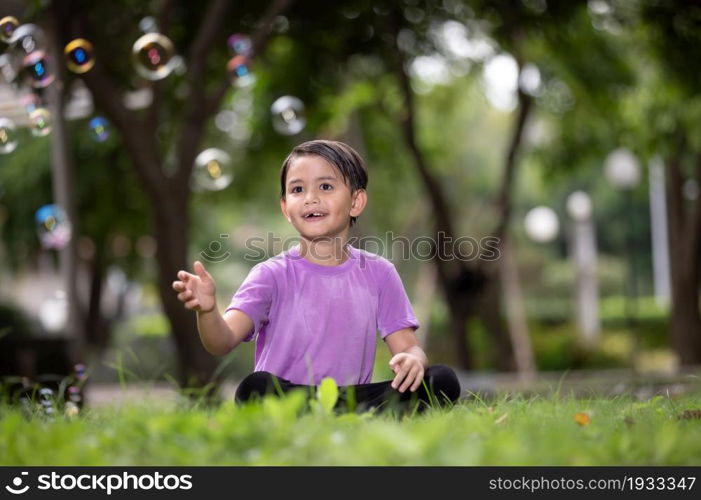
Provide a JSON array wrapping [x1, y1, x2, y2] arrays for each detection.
[[235, 364, 461, 414]]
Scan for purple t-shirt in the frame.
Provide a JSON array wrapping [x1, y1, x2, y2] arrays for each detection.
[[225, 245, 419, 385]]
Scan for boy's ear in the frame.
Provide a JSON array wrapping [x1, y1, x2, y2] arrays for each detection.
[[280, 197, 292, 223], [350, 189, 368, 218]]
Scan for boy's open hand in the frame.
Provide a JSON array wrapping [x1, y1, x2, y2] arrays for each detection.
[[389, 353, 425, 393], [172, 261, 216, 313]]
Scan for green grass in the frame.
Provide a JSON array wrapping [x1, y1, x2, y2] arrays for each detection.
[[2, 391, 701, 465]]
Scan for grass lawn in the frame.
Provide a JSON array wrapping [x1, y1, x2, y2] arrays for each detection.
[[2, 389, 701, 466]]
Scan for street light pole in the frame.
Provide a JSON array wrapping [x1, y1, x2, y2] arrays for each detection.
[[566, 191, 600, 348], [604, 148, 641, 351]]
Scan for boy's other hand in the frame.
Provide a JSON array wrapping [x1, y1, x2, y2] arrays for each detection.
[[389, 353, 425, 393], [172, 260, 216, 313]]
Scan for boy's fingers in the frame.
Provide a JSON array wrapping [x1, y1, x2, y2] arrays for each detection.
[[391, 365, 410, 390], [194, 261, 209, 279], [400, 366, 420, 393], [398, 366, 415, 392], [410, 369, 425, 392], [177, 291, 192, 302], [177, 271, 191, 281], [172, 281, 182, 291], [184, 299, 199, 310], [388, 354, 405, 370]]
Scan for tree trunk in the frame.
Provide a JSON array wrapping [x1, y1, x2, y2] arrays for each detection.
[[85, 245, 107, 353], [665, 154, 701, 363], [496, 234, 535, 376], [669, 266, 701, 363], [151, 197, 218, 388]]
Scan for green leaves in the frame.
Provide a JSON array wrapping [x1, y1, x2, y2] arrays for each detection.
[[316, 377, 339, 414]]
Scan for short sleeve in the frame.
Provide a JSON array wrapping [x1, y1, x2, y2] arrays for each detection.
[[225, 263, 275, 342], [377, 263, 419, 338]]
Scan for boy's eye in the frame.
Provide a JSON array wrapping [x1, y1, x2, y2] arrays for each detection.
[[290, 186, 302, 193], [320, 183, 333, 190]]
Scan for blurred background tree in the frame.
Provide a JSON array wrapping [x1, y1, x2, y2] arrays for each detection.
[[1, 0, 699, 390]]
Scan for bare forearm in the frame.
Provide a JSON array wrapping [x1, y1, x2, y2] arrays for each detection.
[[196, 306, 236, 356]]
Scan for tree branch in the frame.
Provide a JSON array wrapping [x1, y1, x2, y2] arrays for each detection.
[[491, 86, 533, 244], [203, 0, 295, 117], [145, 0, 176, 140], [58, 0, 168, 201], [173, 0, 296, 194]]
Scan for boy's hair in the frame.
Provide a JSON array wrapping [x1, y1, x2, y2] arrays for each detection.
[[280, 140, 368, 227]]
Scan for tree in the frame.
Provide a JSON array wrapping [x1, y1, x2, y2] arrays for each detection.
[[51, 0, 294, 388]]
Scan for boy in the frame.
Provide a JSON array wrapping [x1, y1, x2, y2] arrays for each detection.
[[172, 140, 460, 413]]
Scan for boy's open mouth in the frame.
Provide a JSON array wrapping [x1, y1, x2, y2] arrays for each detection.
[[303, 212, 327, 220]]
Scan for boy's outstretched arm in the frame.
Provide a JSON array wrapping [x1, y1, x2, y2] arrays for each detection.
[[384, 328, 429, 393], [172, 261, 254, 356]]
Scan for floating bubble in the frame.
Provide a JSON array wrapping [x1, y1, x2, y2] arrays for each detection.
[[138, 16, 158, 34], [64, 38, 95, 74], [9, 23, 47, 55], [68, 386, 82, 404], [132, 33, 176, 81], [271, 95, 306, 135], [38, 290, 68, 333], [0, 16, 19, 43], [170, 54, 186, 75], [226, 54, 255, 87], [22, 50, 54, 88], [193, 148, 233, 191], [29, 108, 52, 137], [74, 363, 87, 381], [35, 204, 72, 250], [0, 118, 18, 154], [89, 116, 109, 142], [65, 401, 80, 417], [20, 93, 40, 113], [227, 33, 252, 56]]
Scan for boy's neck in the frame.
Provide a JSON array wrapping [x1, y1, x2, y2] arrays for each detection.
[[297, 235, 350, 267]]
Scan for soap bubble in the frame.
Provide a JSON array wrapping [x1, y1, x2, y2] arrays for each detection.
[[22, 50, 54, 88], [270, 95, 306, 135], [29, 108, 51, 136], [0, 118, 18, 154], [227, 33, 252, 56], [64, 38, 95, 74], [0, 16, 19, 43], [9, 23, 47, 55], [74, 363, 87, 381], [193, 148, 233, 191], [65, 402, 80, 417], [35, 204, 72, 250], [20, 93, 40, 113], [227, 55, 255, 87], [138, 16, 158, 34], [89, 116, 109, 142], [38, 290, 68, 333], [132, 33, 176, 81]]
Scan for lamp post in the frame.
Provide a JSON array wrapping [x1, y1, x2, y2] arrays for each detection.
[[519, 205, 560, 378], [604, 147, 641, 331], [648, 156, 671, 308], [524, 206, 559, 244], [566, 191, 600, 348]]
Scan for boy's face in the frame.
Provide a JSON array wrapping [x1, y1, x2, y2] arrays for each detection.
[[280, 154, 366, 242]]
